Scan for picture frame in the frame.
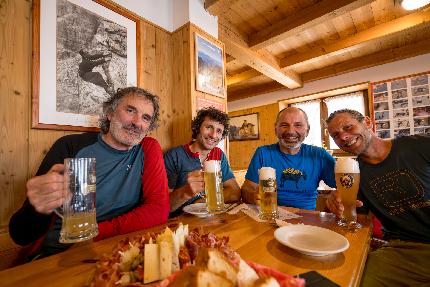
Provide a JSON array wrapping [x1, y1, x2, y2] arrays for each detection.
[[32, 0, 140, 131], [229, 113, 260, 141], [194, 33, 225, 98], [196, 96, 225, 112], [370, 71, 430, 139]]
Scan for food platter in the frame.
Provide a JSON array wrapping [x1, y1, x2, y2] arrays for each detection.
[[274, 225, 349, 256], [183, 203, 213, 217]]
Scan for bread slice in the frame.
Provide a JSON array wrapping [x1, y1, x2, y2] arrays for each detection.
[[237, 259, 259, 287], [253, 277, 280, 287], [168, 266, 233, 287], [195, 248, 238, 285]]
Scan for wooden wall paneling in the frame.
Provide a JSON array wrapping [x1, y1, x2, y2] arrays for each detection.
[[171, 24, 193, 148], [139, 22, 157, 93], [27, 130, 73, 178], [153, 28, 173, 150], [228, 103, 279, 170], [0, 0, 32, 232]]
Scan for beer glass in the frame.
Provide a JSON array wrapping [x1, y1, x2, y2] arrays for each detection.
[[258, 167, 278, 221], [56, 158, 98, 243], [203, 160, 224, 213], [335, 157, 361, 230]]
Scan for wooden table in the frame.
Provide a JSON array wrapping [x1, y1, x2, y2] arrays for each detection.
[[0, 208, 371, 287]]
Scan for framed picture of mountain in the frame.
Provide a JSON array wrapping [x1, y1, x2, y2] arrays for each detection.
[[194, 33, 225, 98]]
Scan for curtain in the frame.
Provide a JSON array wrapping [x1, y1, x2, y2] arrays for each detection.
[[291, 100, 322, 147]]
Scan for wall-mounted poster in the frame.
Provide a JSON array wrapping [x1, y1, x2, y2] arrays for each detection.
[[195, 33, 225, 98], [32, 0, 139, 131], [370, 71, 430, 139], [196, 96, 225, 112], [229, 113, 259, 141]]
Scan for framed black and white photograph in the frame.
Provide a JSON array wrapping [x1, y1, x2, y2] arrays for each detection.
[[392, 89, 407, 100], [373, 92, 388, 102], [374, 102, 389, 111], [195, 33, 225, 98], [229, 113, 259, 142], [393, 108, 409, 118], [32, 0, 140, 131]]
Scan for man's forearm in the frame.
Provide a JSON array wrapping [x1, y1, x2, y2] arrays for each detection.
[[241, 180, 258, 204], [169, 186, 191, 212], [223, 179, 241, 203]]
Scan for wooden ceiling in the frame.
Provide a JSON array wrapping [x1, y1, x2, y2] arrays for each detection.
[[205, 0, 430, 102]]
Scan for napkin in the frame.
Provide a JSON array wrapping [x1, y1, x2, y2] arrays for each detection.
[[227, 203, 301, 223]]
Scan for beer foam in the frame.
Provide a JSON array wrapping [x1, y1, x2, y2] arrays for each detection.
[[204, 160, 220, 173], [335, 157, 359, 173], [259, 167, 276, 180]]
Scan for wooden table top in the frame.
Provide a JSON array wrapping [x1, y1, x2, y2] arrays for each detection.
[[0, 208, 371, 287]]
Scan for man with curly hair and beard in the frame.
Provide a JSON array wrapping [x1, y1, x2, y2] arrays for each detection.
[[164, 107, 241, 216]]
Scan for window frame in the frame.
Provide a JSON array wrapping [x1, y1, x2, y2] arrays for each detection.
[[281, 87, 370, 156]]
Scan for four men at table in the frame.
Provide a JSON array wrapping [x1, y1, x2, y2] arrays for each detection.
[[10, 90, 430, 286], [9, 87, 170, 258], [326, 109, 430, 286], [241, 107, 336, 210], [164, 107, 240, 216]]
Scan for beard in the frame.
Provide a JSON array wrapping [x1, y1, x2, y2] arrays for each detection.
[[278, 132, 305, 151], [109, 119, 146, 148]]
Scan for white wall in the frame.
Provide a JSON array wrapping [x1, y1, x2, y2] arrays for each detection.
[[113, 0, 174, 31], [188, 0, 218, 37], [112, 0, 217, 37], [228, 53, 430, 111]]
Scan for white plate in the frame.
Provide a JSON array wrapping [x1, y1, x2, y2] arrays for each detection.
[[274, 225, 349, 256], [183, 203, 213, 218]]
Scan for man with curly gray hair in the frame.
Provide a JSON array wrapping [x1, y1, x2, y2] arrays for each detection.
[[9, 87, 169, 260], [164, 107, 240, 216]]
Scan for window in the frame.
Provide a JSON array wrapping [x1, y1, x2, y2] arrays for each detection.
[[324, 92, 366, 149], [291, 100, 322, 147], [288, 90, 368, 153]]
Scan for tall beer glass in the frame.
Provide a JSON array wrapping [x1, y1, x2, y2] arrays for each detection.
[[258, 167, 278, 221], [335, 157, 361, 229], [56, 158, 98, 243], [204, 160, 224, 213]]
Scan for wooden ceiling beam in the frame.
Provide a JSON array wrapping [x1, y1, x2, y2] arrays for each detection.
[[219, 18, 302, 89], [226, 55, 235, 63], [205, 0, 241, 16], [280, 7, 430, 68], [228, 82, 285, 102], [301, 38, 430, 83], [227, 69, 261, 85], [248, 0, 373, 50], [227, 39, 430, 102]]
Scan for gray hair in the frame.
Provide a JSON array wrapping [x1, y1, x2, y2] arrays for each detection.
[[326, 109, 364, 125], [99, 87, 160, 134]]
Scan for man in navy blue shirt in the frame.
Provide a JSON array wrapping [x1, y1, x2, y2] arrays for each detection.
[[242, 107, 336, 210], [164, 107, 240, 216]]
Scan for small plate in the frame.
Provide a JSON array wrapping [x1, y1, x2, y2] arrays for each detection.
[[274, 225, 349, 256], [183, 203, 213, 218]]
